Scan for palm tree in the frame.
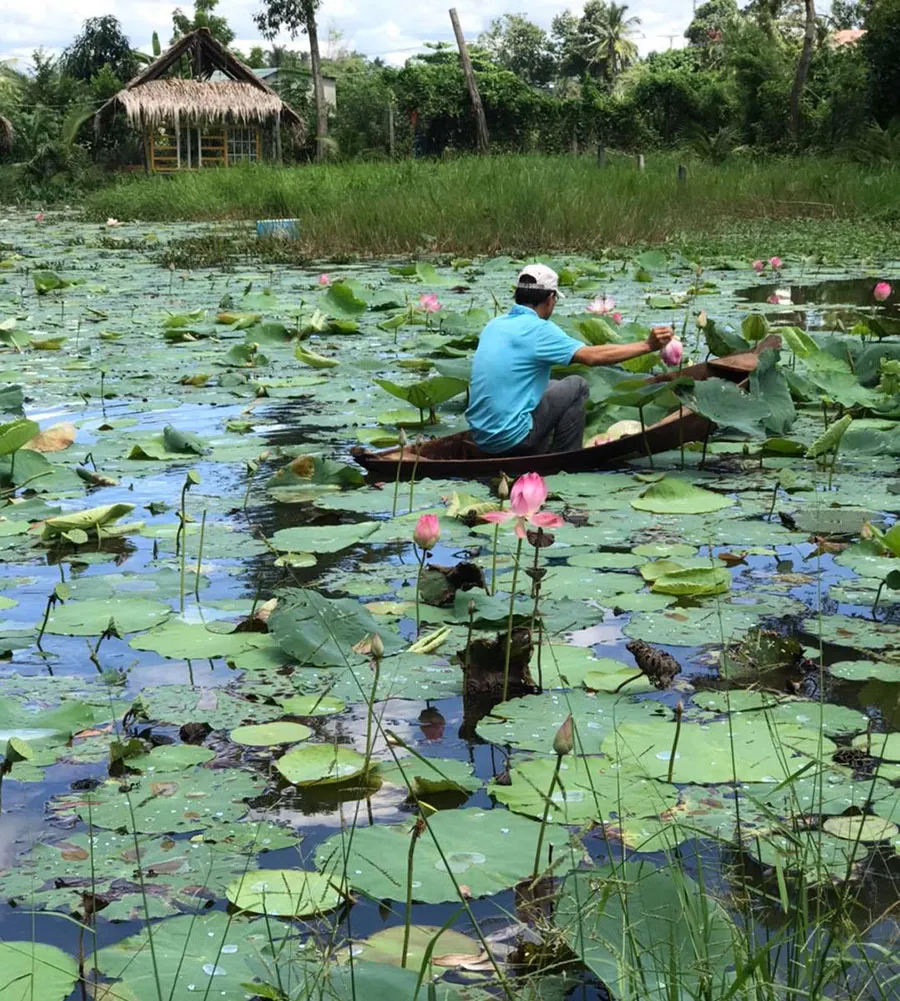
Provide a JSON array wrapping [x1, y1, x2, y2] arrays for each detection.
[[578, 1, 641, 86]]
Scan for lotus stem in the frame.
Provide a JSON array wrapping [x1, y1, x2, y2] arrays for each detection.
[[667, 701, 684, 784], [408, 436, 422, 513], [767, 481, 778, 521], [532, 753, 563, 881], [501, 537, 524, 702], [490, 524, 500, 595], [638, 404, 653, 469], [873, 579, 886, 620], [821, 401, 829, 432], [35, 593, 57, 649], [364, 646, 382, 772], [464, 600, 475, 674], [414, 547, 426, 636], [401, 817, 423, 968], [678, 403, 685, 470], [699, 429, 710, 470], [194, 509, 207, 601], [391, 454, 403, 517]]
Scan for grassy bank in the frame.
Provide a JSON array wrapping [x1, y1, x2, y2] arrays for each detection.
[[82, 154, 900, 258]]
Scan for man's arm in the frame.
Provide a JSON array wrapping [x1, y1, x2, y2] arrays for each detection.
[[572, 326, 674, 367]]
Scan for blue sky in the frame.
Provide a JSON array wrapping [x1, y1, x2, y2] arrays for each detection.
[[1, 0, 697, 67]]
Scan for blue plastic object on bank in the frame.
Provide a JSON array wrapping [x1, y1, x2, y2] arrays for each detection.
[[256, 218, 300, 239]]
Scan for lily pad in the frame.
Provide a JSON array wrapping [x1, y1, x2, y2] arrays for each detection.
[[278, 694, 345, 716], [44, 597, 171, 636], [350, 925, 482, 970], [230, 721, 312, 746], [276, 743, 369, 786], [822, 815, 898, 842], [853, 732, 900, 762], [316, 807, 569, 903], [270, 521, 379, 553], [0, 942, 78, 1001], [226, 869, 343, 916], [376, 756, 480, 797], [631, 477, 731, 514]]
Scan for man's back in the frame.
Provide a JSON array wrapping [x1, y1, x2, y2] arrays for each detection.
[[465, 305, 582, 454]]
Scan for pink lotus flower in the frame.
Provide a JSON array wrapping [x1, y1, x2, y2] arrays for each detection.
[[586, 296, 615, 315], [553, 714, 574, 756], [106, 218, 121, 227], [874, 281, 892, 303], [769, 256, 783, 270], [34, 212, 44, 223], [481, 472, 564, 540], [611, 312, 623, 324], [660, 338, 683, 367], [767, 295, 780, 304], [413, 513, 440, 550], [752, 259, 764, 272], [318, 274, 330, 286], [419, 293, 441, 314]]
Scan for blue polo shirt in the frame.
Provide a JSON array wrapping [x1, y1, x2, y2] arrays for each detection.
[[466, 305, 584, 453]]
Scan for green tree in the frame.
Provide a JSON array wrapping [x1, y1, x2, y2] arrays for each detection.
[[246, 46, 267, 68], [171, 0, 235, 47], [685, 0, 738, 47], [63, 16, 137, 83], [829, 0, 864, 27], [861, 0, 900, 124], [478, 14, 557, 87], [254, 0, 329, 161], [575, 1, 641, 86]]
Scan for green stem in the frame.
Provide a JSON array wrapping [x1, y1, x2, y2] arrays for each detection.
[[391, 450, 403, 517], [532, 754, 563, 880], [408, 440, 421, 513], [194, 509, 207, 601], [490, 523, 500, 595], [401, 819, 421, 968], [414, 549, 425, 636], [364, 654, 382, 770], [502, 537, 524, 702], [464, 603, 474, 674], [667, 704, 683, 784]]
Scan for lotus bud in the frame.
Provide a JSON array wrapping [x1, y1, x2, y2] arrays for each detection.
[[752, 259, 764, 273], [371, 632, 385, 661], [467, 598, 475, 617], [660, 338, 683, 367], [413, 513, 440, 551], [769, 256, 783, 271], [398, 428, 408, 448], [674, 700, 684, 721], [696, 310, 708, 329], [874, 282, 892, 303], [497, 473, 510, 501], [553, 714, 574, 757]]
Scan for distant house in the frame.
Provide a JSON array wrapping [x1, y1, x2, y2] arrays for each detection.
[[829, 29, 866, 47], [94, 27, 303, 173], [212, 66, 337, 110]]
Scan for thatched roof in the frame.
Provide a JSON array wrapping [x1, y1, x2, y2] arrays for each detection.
[[0, 116, 12, 153], [95, 27, 302, 133], [115, 79, 286, 127]]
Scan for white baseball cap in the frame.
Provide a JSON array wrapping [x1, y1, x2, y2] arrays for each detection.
[[516, 263, 565, 297]]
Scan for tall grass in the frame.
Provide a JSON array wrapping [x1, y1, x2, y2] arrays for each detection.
[[83, 154, 900, 257]]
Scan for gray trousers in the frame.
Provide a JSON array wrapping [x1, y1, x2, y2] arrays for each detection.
[[509, 376, 589, 455]]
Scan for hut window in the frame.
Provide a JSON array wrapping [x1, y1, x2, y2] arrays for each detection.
[[228, 128, 259, 164]]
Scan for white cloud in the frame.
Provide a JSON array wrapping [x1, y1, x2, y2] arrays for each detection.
[[1, 0, 696, 67]]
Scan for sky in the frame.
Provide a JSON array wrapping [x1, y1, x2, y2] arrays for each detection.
[[1, 0, 698, 68]]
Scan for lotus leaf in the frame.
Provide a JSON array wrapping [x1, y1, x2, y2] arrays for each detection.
[[130, 620, 273, 660], [747, 830, 869, 881], [631, 476, 731, 514], [269, 521, 379, 553], [605, 717, 836, 783], [230, 721, 311, 746], [651, 566, 731, 596], [376, 756, 480, 797], [0, 941, 78, 1001], [40, 502, 137, 540], [137, 686, 285, 729], [828, 659, 900, 681], [349, 925, 482, 970], [276, 743, 369, 786], [375, 376, 468, 411], [278, 694, 345, 716], [802, 615, 900, 651], [556, 863, 742, 1001], [44, 597, 171, 636], [823, 815, 898, 842], [625, 605, 762, 646], [127, 744, 215, 771], [853, 732, 900, 762], [60, 766, 265, 833], [689, 377, 772, 436], [490, 755, 677, 825], [226, 869, 343, 917], [316, 807, 569, 903]]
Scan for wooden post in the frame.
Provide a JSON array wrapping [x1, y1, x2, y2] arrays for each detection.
[[187, 123, 192, 169], [175, 112, 181, 170], [274, 115, 283, 165], [597, 144, 606, 168], [449, 8, 489, 155], [677, 163, 687, 183], [635, 153, 645, 171], [197, 126, 202, 168]]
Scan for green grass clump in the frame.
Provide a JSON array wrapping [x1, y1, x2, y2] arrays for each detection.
[[84, 153, 900, 258]]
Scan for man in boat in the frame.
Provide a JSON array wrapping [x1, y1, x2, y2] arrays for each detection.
[[466, 264, 674, 456]]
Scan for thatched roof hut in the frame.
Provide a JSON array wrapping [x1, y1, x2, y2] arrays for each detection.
[[0, 116, 13, 154], [94, 28, 303, 172]]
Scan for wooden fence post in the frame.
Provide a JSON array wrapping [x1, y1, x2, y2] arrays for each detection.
[[635, 153, 645, 171], [449, 8, 490, 155], [597, 144, 606, 168], [677, 163, 687, 183]]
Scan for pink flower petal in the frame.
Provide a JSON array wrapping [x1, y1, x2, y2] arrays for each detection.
[[530, 511, 565, 529], [480, 510, 514, 525]]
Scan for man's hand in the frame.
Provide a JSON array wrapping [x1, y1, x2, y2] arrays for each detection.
[[647, 325, 674, 351]]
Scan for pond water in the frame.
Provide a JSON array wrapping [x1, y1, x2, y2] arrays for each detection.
[[0, 217, 899, 1000]]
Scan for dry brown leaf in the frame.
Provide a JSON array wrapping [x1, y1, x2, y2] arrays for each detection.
[[717, 551, 748, 567], [22, 421, 76, 453]]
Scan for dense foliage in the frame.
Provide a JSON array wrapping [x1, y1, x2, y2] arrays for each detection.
[[0, 1, 899, 199]]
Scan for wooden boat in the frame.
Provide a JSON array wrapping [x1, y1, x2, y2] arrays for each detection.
[[352, 336, 781, 480]]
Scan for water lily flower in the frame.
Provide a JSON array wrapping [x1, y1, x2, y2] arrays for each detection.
[[611, 312, 623, 324], [586, 296, 615, 315], [419, 293, 441, 314], [413, 513, 440, 551], [660, 338, 683, 367], [106, 218, 121, 227], [318, 273, 330, 286], [874, 281, 892, 303], [34, 212, 44, 223], [481, 472, 564, 540], [752, 259, 764, 272], [769, 256, 783, 270]]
